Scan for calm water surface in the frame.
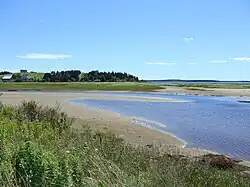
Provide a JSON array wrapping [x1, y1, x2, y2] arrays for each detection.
[[72, 92, 250, 161]]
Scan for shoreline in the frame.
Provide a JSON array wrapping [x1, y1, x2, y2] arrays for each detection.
[[0, 91, 213, 157], [2, 87, 250, 99], [126, 116, 188, 148], [71, 100, 188, 149], [2, 91, 250, 164], [68, 103, 217, 157], [2, 91, 250, 167], [155, 86, 250, 98]]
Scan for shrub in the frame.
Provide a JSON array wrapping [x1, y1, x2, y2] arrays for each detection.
[[13, 101, 75, 132]]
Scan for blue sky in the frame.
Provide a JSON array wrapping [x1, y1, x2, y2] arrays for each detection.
[[1, 0, 250, 80]]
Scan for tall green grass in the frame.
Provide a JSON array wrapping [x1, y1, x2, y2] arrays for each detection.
[[0, 101, 249, 186]]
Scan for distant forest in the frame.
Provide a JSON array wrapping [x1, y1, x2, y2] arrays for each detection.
[[0, 71, 12, 75], [43, 70, 139, 82], [0, 70, 141, 82]]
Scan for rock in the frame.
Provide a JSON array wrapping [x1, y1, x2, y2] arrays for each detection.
[[198, 154, 238, 170], [237, 100, 250, 104], [209, 155, 235, 169]]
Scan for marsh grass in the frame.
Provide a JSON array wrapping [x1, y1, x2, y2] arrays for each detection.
[[0, 82, 163, 92], [0, 101, 249, 186]]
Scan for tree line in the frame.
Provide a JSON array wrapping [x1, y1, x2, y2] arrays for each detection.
[[43, 70, 140, 82], [1, 70, 141, 82], [42, 70, 142, 82], [42, 70, 81, 82], [0, 71, 12, 75], [81, 71, 139, 82]]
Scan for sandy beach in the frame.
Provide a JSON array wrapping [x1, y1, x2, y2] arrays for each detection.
[[156, 86, 250, 97], [0, 92, 211, 157]]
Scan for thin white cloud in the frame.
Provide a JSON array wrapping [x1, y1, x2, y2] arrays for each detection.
[[146, 62, 176, 65], [17, 53, 72, 60], [208, 60, 227, 64], [187, 62, 197, 65], [183, 37, 194, 42], [230, 57, 250, 62]]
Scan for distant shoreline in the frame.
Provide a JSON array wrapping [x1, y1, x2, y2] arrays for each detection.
[[154, 85, 250, 98], [2, 81, 250, 97], [2, 87, 250, 99]]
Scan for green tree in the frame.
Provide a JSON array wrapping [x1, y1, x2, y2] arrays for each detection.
[[12, 73, 22, 82], [100, 75, 106, 82]]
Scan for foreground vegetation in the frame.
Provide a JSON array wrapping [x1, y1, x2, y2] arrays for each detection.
[[0, 100, 249, 186], [167, 83, 250, 89], [0, 82, 162, 92]]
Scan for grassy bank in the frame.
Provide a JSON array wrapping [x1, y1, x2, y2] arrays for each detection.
[[0, 82, 163, 92], [167, 83, 250, 89], [0, 101, 249, 186]]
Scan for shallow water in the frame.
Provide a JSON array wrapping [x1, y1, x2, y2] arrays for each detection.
[[72, 92, 250, 161]]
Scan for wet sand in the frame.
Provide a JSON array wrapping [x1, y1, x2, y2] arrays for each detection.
[[0, 92, 211, 157]]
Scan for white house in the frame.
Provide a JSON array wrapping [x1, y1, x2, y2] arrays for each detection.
[[1, 75, 13, 81]]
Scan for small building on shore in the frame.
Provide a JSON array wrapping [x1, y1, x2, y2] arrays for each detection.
[[20, 69, 28, 73], [1, 75, 13, 81]]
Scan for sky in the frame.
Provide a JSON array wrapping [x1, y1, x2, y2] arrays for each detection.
[[1, 0, 250, 80]]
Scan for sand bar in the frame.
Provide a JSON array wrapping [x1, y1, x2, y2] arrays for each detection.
[[156, 86, 250, 98]]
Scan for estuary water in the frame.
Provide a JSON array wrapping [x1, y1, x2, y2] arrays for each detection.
[[72, 92, 250, 161]]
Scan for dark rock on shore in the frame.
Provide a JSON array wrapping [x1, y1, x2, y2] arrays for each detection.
[[237, 100, 250, 104], [196, 154, 249, 171]]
